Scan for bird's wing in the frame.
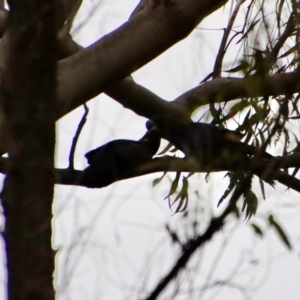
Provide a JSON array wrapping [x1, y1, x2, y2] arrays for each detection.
[[85, 139, 155, 166], [212, 125, 244, 142], [115, 142, 154, 164], [85, 140, 132, 165]]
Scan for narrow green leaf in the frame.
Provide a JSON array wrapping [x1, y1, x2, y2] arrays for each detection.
[[242, 190, 258, 221], [152, 172, 166, 187], [229, 100, 250, 115], [268, 214, 292, 250], [181, 176, 189, 194], [259, 178, 266, 199], [251, 223, 264, 237], [218, 172, 237, 207], [164, 172, 180, 200], [173, 177, 189, 214]]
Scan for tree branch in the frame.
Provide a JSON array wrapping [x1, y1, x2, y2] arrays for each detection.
[[68, 104, 89, 169], [174, 72, 300, 115], [105, 77, 189, 119], [0, 154, 299, 192], [60, 154, 300, 193], [55, 34, 300, 122], [145, 194, 238, 300], [55, 0, 228, 117], [1, 3, 299, 124], [54, 28, 300, 121], [212, 0, 245, 77]]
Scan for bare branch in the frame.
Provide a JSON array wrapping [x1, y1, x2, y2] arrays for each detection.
[[145, 196, 238, 300], [174, 72, 300, 115], [213, 0, 246, 77], [56, 0, 228, 117], [265, 12, 296, 71], [55, 28, 300, 122], [105, 77, 189, 119], [68, 104, 89, 169], [1, 153, 299, 192], [4, 2, 297, 125], [0, 2, 298, 124]]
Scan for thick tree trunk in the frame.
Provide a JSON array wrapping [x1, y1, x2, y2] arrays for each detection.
[[1, 1, 56, 299]]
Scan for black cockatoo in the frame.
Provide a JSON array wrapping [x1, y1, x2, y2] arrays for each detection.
[[146, 116, 269, 170], [81, 127, 160, 188]]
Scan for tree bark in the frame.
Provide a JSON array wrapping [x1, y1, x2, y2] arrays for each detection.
[[1, 1, 57, 299]]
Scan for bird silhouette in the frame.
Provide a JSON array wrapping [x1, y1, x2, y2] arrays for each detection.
[[146, 116, 269, 170], [81, 127, 160, 188]]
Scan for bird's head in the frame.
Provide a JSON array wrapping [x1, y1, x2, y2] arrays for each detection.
[[139, 126, 161, 156], [145, 116, 193, 154]]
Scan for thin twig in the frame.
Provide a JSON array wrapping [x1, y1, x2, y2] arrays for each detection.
[[68, 104, 89, 169], [145, 196, 239, 300], [265, 12, 296, 71], [213, 0, 246, 78]]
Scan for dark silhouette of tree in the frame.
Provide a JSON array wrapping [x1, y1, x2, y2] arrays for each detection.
[[0, 0, 299, 299]]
